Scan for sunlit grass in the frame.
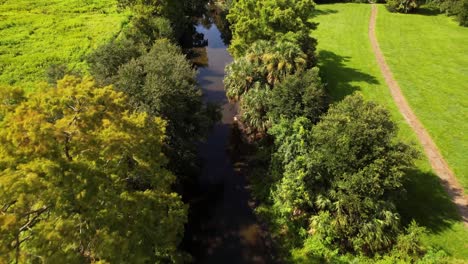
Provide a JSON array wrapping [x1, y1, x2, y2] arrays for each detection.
[[376, 4, 468, 192], [0, 0, 130, 90], [313, 3, 468, 260]]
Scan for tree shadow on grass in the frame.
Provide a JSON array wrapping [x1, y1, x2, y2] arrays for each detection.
[[414, 7, 441, 16], [312, 8, 339, 17], [318, 50, 379, 102], [397, 168, 462, 233]]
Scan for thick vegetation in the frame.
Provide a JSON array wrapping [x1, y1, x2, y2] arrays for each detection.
[[88, 0, 217, 188], [0, 77, 186, 263], [386, 0, 468, 26], [439, 0, 468, 26], [0, 0, 216, 262], [225, 0, 319, 135], [226, 0, 317, 61], [386, 0, 418, 13], [224, 0, 466, 263], [115, 39, 217, 182]]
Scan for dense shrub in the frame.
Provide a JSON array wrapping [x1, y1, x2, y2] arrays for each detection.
[[0, 76, 187, 263], [116, 39, 218, 180], [87, 38, 142, 86], [225, 40, 313, 133], [440, 0, 468, 26], [268, 68, 327, 124], [269, 94, 419, 255], [227, 0, 317, 62], [386, 0, 419, 13]]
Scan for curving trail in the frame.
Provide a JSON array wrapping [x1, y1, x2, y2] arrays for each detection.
[[368, 4, 468, 226]]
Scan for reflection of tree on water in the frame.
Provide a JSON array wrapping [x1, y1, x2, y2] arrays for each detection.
[[185, 1, 233, 68], [206, 0, 232, 46]]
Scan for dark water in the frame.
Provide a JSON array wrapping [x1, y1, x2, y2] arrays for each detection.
[[184, 22, 275, 264]]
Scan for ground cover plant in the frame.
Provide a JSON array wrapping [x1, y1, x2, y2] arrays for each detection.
[[313, 3, 468, 260], [0, 0, 130, 90]]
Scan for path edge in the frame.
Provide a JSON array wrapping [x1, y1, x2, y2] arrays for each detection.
[[368, 4, 468, 227]]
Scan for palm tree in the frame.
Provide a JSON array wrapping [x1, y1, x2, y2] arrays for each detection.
[[265, 41, 307, 85], [224, 58, 257, 101]]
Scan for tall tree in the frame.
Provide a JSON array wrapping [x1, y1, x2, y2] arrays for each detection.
[[270, 94, 418, 255], [116, 39, 217, 182], [268, 67, 327, 124], [0, 76, 186, 263], [227, 0, 317, 61], [224, 40, 311, 133]]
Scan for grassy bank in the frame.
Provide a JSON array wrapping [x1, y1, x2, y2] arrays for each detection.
[[314, 3, 467, 260], [0, 0, 130, 90]]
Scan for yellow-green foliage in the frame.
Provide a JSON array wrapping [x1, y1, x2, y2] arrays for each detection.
[[0, 0, 130, 90], [0, 76, 187, 262]]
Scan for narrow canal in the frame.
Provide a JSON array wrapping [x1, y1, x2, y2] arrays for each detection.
[[183, 12, 275, 264]]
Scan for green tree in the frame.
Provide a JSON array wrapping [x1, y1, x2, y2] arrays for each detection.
[[238, 84, 272, 134], [224, 40, 310, 133], [225, 40, 308, 101], [440, 0, 468, 26], [123, 16, 175, 48], [116, 39, 217, 181], [0, 86, 25, 122], [270, 94, 418, 255], [0, 76, 187, 263], [227, 0, 317, 61], [224, 40, 313, 134], [386, 0, 418, 13], [87, 38, 142, 86], [117, 0, 209, 40], [268, 67, 327, 124]]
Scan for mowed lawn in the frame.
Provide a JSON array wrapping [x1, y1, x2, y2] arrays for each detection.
[[0, 0, 129, 90], [313, 3, 468, 260], [376, 5, 468, 192]]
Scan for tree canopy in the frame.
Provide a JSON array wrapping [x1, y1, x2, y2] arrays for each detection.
[[227, 0, 317, 61], [116, 38, 217, 181], [269, 94, 419, 255], [0, 76, 186, 263]]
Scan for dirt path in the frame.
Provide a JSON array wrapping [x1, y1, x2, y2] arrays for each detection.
[[369, 4, 468, 226]]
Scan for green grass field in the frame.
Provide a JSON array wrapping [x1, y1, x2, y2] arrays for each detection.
[[0, 0, 130, 90], [313, 3, 468, 260], [376, 5, 468, 192]]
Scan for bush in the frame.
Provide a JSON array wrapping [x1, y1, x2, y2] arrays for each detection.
[[269, 94, 419, 255], [116, 39, 217, 179], [386, 0, 419, 13], [268, 67, 327, 124], [87, 38, 142, 86]]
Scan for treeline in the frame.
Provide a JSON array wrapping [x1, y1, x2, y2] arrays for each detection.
[[386, 0, 468, 22], [314, 0, 467, 26], [224, 0, 449, 263], [0, 0, 213, 263]]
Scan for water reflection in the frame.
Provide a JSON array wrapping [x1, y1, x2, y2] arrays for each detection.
[[183, 11, 276, 264]]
